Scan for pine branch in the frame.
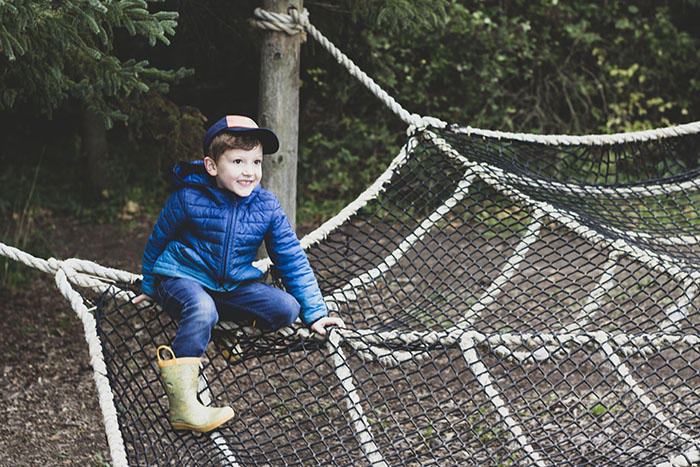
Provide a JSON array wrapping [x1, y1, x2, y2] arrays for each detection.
[[0, 0, 191, 123]]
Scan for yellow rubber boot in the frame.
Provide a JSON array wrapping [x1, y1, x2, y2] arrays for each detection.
[[157, 346, 234, 432]]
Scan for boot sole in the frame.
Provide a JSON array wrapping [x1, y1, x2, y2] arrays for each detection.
[[171, 408, 235, 433]]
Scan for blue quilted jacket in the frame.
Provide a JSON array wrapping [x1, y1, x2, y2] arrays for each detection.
[[141, 160, 327, 325]]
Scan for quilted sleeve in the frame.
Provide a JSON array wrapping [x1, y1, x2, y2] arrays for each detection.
[[141, 190, 187, 297], [264, 196, 328, 325]]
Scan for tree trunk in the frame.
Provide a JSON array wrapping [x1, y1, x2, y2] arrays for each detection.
[[258, 0, 302, 232], [82, 108, 113, 198]]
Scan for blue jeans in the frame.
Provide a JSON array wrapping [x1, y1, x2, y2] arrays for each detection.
[[155, 276, 301, 357]]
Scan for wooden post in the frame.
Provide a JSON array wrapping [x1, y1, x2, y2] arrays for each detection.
[[258, 0, 302, 231]]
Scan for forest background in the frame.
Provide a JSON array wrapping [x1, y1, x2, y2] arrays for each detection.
[[2, 0, 700, 285], [2, 1, 700, 464]]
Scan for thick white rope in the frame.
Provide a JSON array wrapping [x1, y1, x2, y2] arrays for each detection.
[[454, 122, 700, 146], [597, 336, 700, 466], [335, 327, 700, 360], [0, 242, 132, 466], [327, 331, 388, 467], [63, 257, 139, 283], [279, 317, 700, 369], [53, 264, 129, 467], [0, 241, 56, 274], [459, 333, 546, 466], [455, 210, 545, 330]]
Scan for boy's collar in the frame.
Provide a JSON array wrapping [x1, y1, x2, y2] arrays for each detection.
[[214, 183, 261, 201]]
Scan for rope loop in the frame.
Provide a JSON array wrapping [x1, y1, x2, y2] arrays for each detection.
[[250, 7, 307, 42], [287, 6, 309, 27]]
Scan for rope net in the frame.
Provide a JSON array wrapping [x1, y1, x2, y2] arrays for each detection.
[[94, 125, 700, 466]]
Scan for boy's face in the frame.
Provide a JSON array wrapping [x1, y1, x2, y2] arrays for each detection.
[[204, 146, 263, 197]]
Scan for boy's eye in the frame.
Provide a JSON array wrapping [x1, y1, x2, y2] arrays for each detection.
[[254, 160, 262, 165], [233, 159, 242, 164]]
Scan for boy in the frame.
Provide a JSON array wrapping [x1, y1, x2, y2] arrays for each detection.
[[133, 115, 345, 432]]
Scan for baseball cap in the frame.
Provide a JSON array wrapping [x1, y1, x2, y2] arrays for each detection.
[[203, 115, 280, 155]]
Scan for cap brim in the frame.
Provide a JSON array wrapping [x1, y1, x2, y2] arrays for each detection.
[[231, 127, 279, 155], [204, 125, 280, 155]]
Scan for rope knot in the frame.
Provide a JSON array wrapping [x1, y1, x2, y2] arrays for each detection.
[[287, 6, 309, 27], [47, 257, 61, 272], [250, 7, 308, 42]]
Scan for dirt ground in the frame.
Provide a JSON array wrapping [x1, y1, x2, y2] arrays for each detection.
[[0, 216, 153, 466]]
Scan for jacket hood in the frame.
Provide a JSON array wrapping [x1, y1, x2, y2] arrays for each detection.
[[172, 160, 212, 189], [171, 160, 260, 204]]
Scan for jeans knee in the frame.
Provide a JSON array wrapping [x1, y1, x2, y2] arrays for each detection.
[[192, 298, 219, 329], [274, 295, 300, 328]]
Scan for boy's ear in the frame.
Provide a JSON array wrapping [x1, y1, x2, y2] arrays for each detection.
[[204, 156, 218, 177]]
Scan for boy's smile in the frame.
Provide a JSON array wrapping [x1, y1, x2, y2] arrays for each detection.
[[204, 146, 263, 197]]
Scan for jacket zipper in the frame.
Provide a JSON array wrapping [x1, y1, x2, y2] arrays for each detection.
[[219, 200, 238, 288]]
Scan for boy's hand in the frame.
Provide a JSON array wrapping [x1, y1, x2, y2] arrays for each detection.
[[310, 316, 346, 336], [132, 293, 153, 305]]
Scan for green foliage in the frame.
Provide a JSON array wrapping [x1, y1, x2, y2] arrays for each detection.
[[355, 0, 700, 132], [0, 0, 199, 231], [297, 1, 700, 222], [298, 115, 397, 222], [117, 92, 206, 175], [0, 0, 192, 127], [347, 0, 449, 33]]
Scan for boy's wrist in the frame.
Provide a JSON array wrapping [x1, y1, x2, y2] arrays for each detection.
[[302, 307, 328, 327], [306, 316, 323, 328]]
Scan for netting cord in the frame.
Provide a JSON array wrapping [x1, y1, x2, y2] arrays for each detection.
[[4, 238, 700, 465], [258, 126, 700, 365], [599, 337, 700, 466], [299, 127, 700, 363], [252, 7, 700, 144], [420, 129, 700, 284], [0, 242, 130, 467]]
